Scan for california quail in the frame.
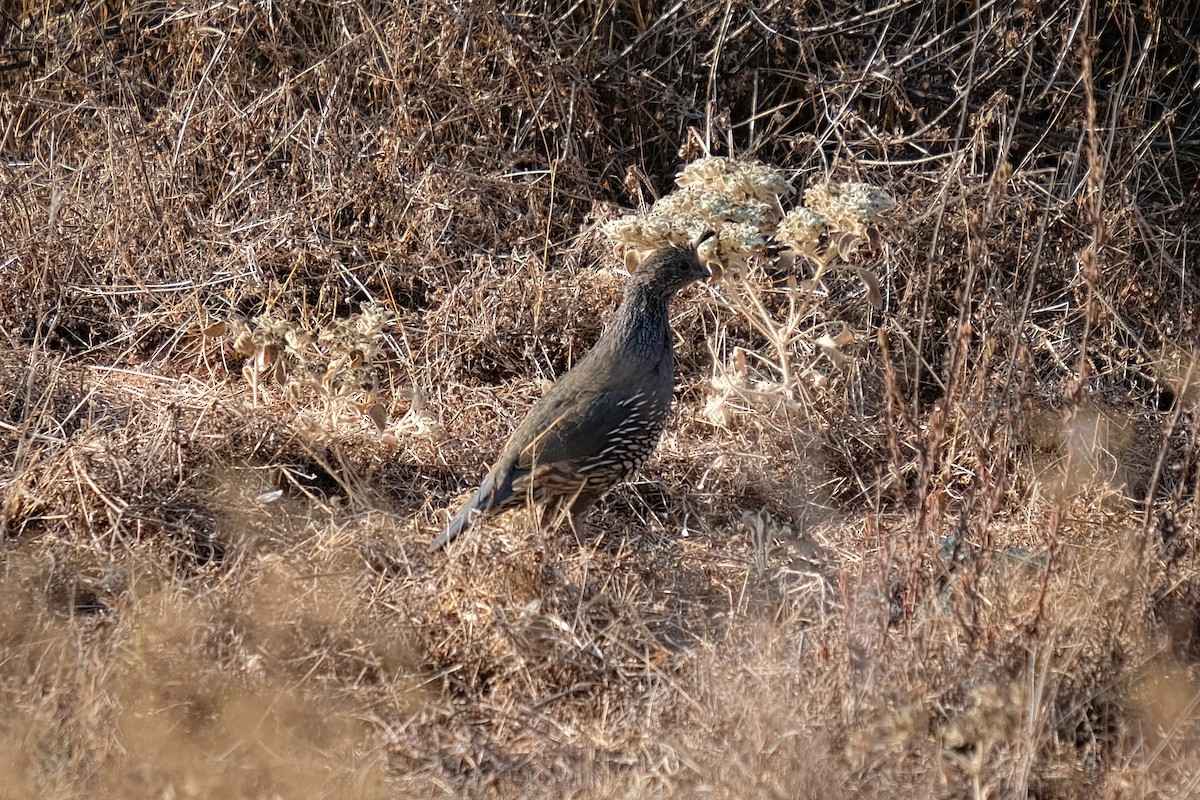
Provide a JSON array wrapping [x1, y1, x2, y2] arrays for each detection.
[[428, 234, 713, 552]]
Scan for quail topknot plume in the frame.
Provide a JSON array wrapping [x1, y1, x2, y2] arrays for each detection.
[[429, 233, 714, 552]]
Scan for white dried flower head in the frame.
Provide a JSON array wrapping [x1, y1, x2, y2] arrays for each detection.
[[777, 207, 828, 256], [246, 315, 294, 354], [601, 215, 645, 243], [316, 304, 392, 360], [676, 156, 795, 203], [283, 328, 315, 353], [398, 405, 444, 440], [317, 324, 351, 351], [706, 223, 768, 267], [804, 182, 895, 236], [354, 303, 392, 336], [652, 186, 777, 228], [726, 198, 777, 226], [601, 214, 704, 249]]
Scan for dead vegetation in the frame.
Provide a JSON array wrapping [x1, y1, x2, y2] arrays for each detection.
[[2, 0, 1200, 796]]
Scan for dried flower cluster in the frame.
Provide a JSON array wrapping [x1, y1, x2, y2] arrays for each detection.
[[218, 304, 394, 432], [776, 206, 828, 257], [675, 155, 795, 202], [795, 181, 897, 241], [604, 157, 790, 267], [604, 156, 894, 277]]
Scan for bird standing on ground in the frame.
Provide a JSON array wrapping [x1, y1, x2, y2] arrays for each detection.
[[428, 233, 713, 552]]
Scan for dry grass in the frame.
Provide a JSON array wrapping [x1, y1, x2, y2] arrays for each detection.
[[3, 0, 1200, 797]]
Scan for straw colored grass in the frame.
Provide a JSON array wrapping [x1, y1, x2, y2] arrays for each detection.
[[2, 0, 1199, 797]]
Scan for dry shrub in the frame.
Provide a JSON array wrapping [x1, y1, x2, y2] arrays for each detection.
[[2, 0, 1200, 797]]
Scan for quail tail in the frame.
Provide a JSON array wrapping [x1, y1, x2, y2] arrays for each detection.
[[428, 474, 500, 552]]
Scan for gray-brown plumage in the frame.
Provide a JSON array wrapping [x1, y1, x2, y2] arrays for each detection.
[[429, 235, 712, 552]]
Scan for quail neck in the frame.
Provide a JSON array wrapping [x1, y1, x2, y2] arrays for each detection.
[[604, 285, 674, 364]]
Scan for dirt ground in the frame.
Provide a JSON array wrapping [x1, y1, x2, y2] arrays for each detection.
[[2, 0, 1200, 797]]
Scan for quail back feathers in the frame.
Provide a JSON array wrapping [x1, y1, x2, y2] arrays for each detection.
[[429, 236, 711, 552]]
